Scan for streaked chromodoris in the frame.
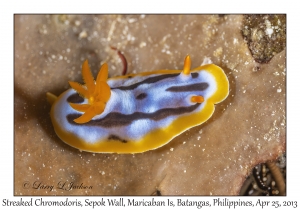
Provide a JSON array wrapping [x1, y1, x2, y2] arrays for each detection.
[[47, 55, 229, 153]]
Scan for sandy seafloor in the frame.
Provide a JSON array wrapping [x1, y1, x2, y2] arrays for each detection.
[[14, 15, 285, 195]]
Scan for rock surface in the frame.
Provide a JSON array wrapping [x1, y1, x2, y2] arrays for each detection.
[[14, 15, 285, 195]]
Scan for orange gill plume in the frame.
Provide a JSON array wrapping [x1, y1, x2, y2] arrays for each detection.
[[68, 60, 111, 123]]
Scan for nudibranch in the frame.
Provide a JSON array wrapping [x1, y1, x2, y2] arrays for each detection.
[[47, 55, 229, 154]]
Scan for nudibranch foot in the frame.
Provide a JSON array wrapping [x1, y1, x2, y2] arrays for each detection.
[[48, 55, 229, 153], [46, 92, 57, 105]]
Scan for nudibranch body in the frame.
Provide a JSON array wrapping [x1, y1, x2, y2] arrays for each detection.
[[47, 56, 229, 154]]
